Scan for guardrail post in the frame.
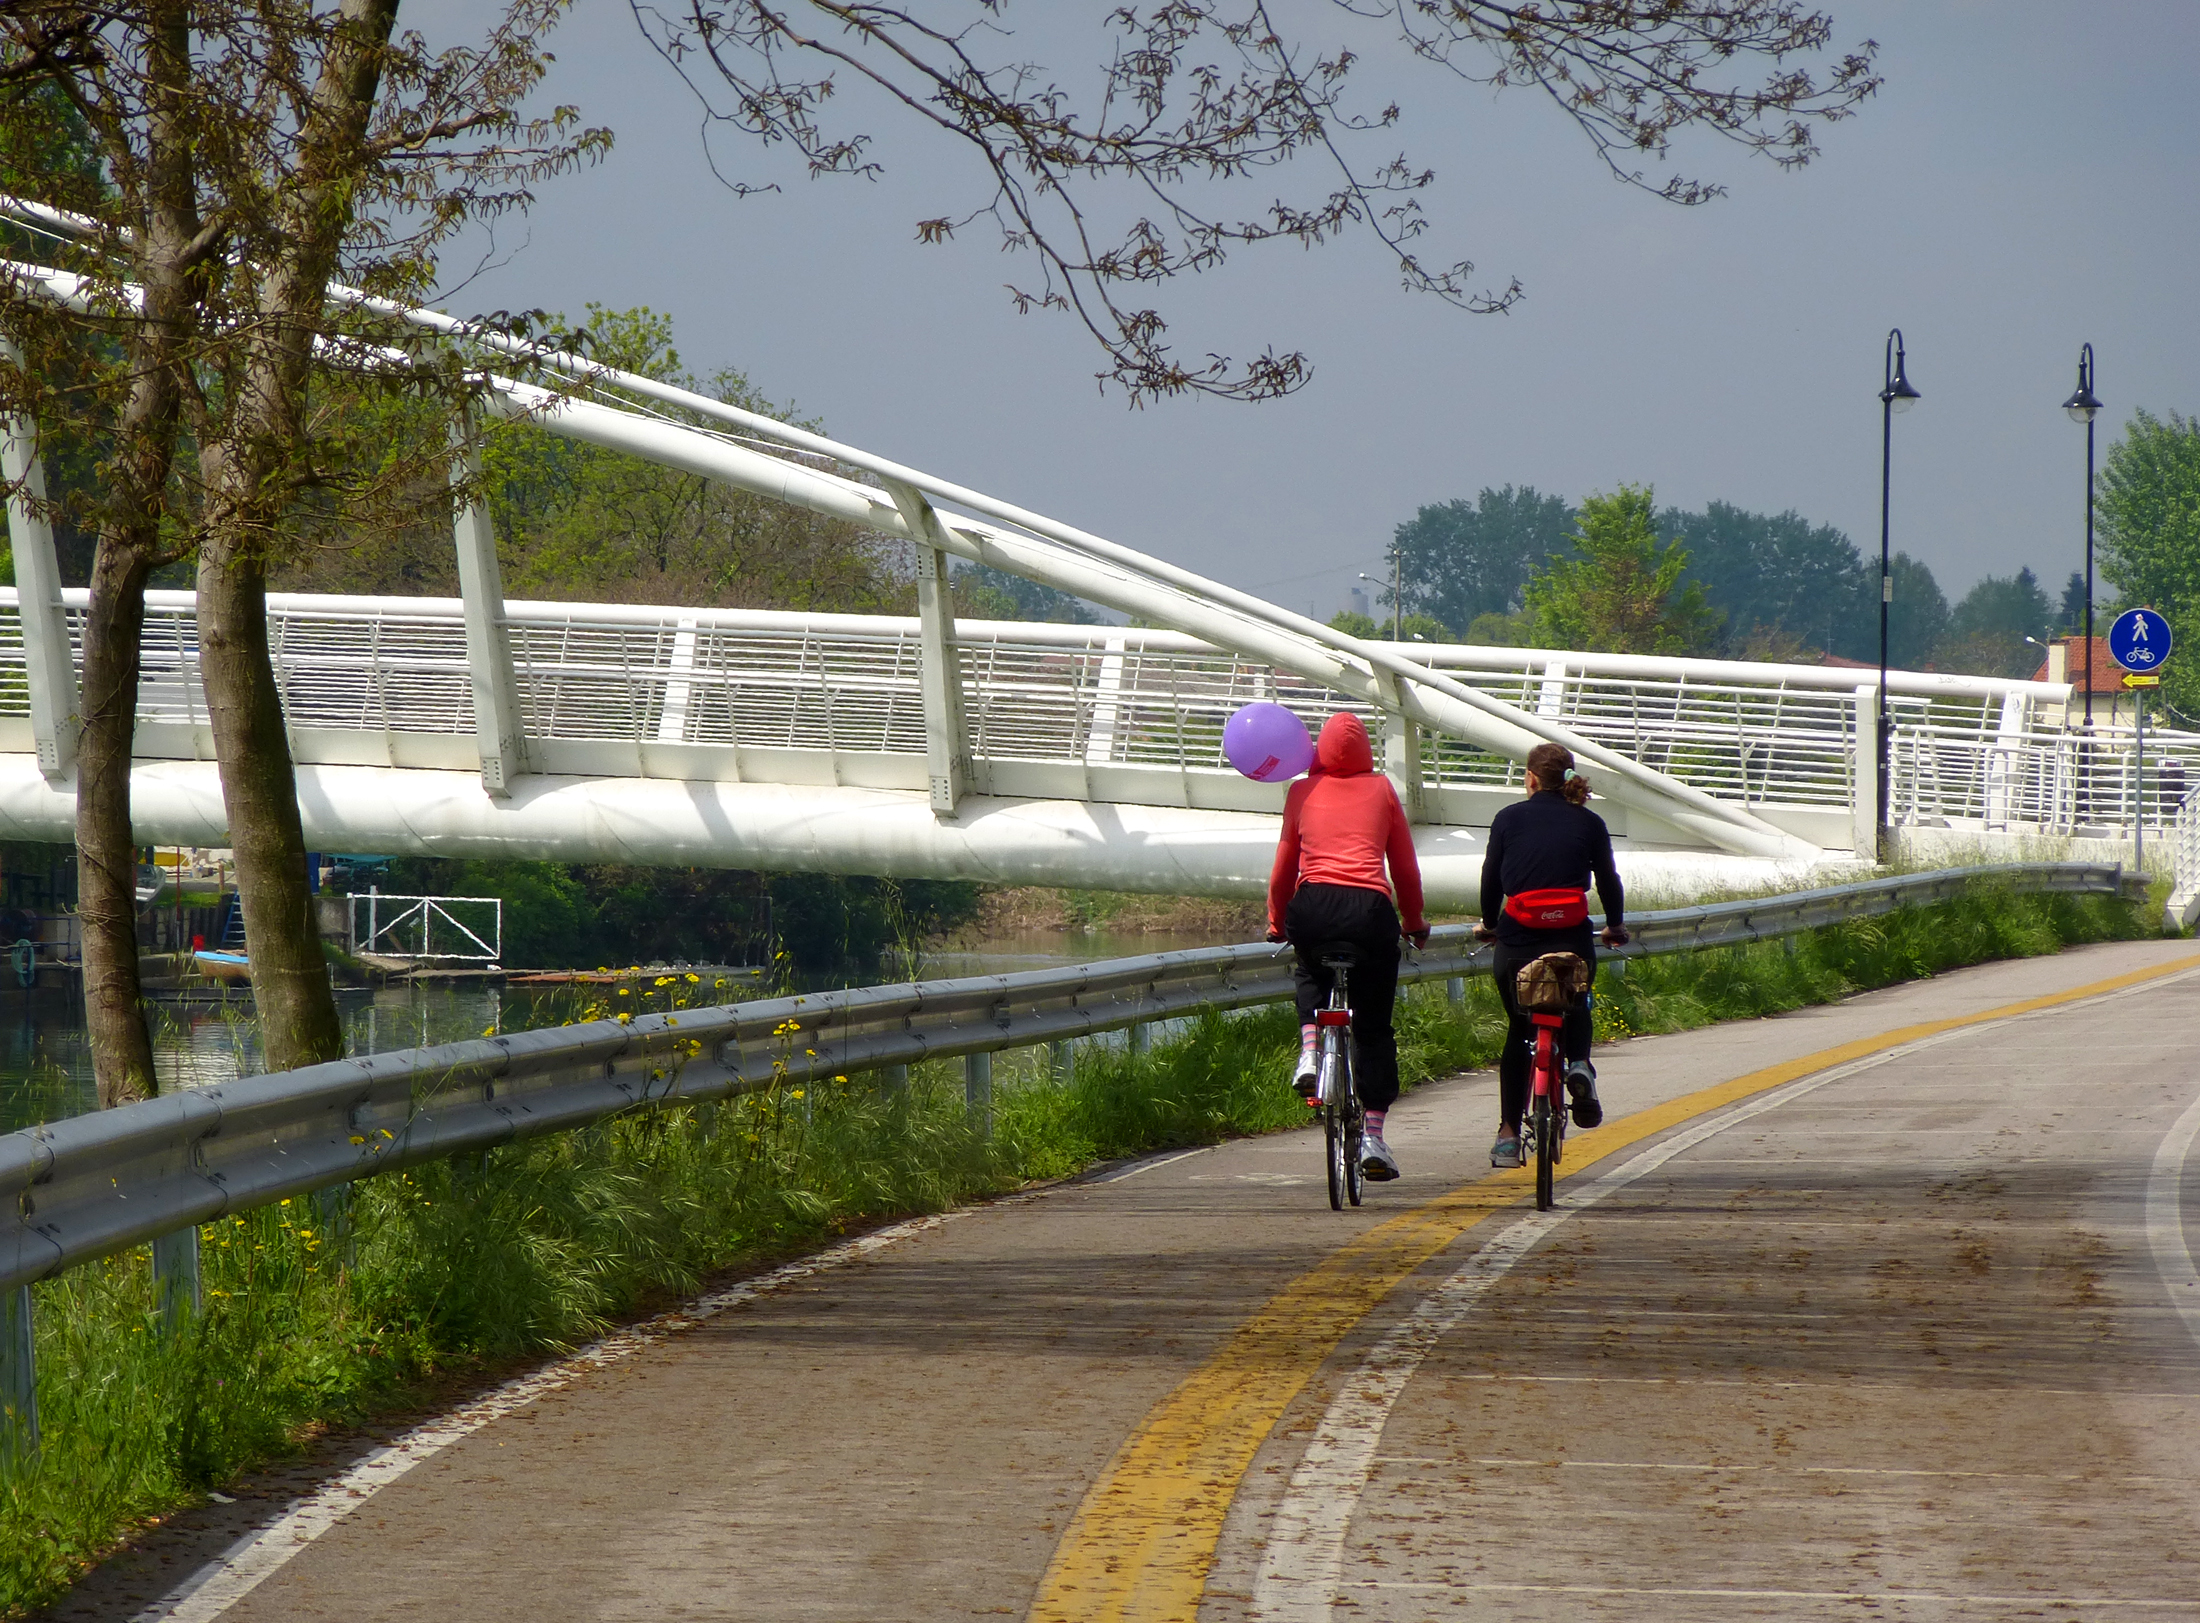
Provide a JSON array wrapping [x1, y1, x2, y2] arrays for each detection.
[[0, 1285, 33, 1461], [1, 338, 81, 781], [316, 1183, 355, 1264], [964, 1051, 992, 1129], [1048, 1039, 1071, 1083], [1446, 975, 1465, 1006], [885, 481, 976, 816], [1128, 1023, 1151, 1057], [151, 1227, 201, 1327], [880, 1063, 909, 1097], [452, 410, 531, 797]]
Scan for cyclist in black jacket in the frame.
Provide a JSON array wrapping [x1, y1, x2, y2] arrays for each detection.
[[1473, 742, 1628, 1168]]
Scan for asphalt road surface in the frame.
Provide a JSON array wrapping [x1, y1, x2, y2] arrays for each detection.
[[56, 937, 2200, 1622]]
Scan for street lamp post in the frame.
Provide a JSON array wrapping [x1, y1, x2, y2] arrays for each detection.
[[2061, 344, 2104, 728], [1356, 556, 1403, 641], [1876, 328, 1921, 863]]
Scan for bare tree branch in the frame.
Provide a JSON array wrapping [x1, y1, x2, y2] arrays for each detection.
[[630, 0, 1878, 401]]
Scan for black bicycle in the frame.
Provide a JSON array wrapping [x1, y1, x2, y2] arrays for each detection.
[[1311, 943, 1365, 1211]]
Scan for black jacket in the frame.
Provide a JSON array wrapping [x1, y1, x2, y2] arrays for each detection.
[[1480, 791, 1624, 948]]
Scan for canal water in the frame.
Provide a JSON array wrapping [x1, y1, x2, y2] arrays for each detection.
[[0, 928, 1248, 1132]]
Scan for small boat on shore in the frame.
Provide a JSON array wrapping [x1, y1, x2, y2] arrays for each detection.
[[192, 949, 251, 983]]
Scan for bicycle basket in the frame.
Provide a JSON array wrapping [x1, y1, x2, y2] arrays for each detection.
[[1515, 952, 1589, 1012]]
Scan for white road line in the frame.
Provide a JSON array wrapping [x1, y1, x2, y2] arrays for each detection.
[[2148, 1086, 2200, 1350], [133, 1208, 979, 1623], [1249, 1040, 1943, 1623], [1349, 1581, 2200, 1607], [1090, 1145, 1212, 1183]]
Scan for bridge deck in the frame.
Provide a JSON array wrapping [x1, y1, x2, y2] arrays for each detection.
[[62, 938, 2200, 1622]]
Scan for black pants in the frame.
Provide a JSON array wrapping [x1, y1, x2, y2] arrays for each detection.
[[1493, 934, 1596, 1129], [1285, 882, 1402, 1111]]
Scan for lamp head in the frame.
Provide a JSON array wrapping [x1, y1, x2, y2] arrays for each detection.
[[2063, 343, 2102, 424], [1880, 329, 1920, 414]]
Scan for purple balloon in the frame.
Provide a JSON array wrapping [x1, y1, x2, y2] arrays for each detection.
[[1224, 702, 1315, 782]]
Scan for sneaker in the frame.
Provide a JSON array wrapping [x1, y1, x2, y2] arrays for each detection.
[[1359, 1131, 1400, 1181], [1292, 1048, 1319, 1100], [1565, 1060, 1603, 1129], [1489, 1130, 1523, 1169]]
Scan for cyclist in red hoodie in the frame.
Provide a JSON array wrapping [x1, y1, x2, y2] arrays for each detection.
[[1266, 712, 1430, 1180]]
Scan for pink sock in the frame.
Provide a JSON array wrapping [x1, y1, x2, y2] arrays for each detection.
[[1364, 1109, 1386, 1135], [1300, 1023, 1317, 1051]]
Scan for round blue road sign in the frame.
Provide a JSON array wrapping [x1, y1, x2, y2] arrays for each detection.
[[2108, 607, 2173, 672]]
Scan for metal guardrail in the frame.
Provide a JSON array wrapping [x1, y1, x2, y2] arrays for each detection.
[[0, 862, 2145, 1310], [0, 862, 2152, 1445]]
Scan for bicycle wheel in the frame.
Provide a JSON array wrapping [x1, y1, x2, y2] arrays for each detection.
[[1532, 1091, 1556, 1210], [1322, 1034, 1346, 1210], [1342, 1046, 1364, 1208]]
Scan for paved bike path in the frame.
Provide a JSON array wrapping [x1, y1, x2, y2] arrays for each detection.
[[52, 937, 2200, 1621]]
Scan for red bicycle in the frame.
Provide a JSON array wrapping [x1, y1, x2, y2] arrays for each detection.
[[1516, 952, 1589, 1211]]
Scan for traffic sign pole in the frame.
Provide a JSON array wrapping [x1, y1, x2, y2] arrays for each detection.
[[2107, 609, 2173, 869]]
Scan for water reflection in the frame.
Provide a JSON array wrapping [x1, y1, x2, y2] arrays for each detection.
[[0, 928, 1248, 1132], [0, 984, 520, 1132]]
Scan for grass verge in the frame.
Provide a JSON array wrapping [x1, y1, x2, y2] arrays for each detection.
[[0, 879, 2159, 1613]]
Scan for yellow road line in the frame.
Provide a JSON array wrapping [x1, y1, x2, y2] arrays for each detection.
[[1027, 949, 2200, 1622]]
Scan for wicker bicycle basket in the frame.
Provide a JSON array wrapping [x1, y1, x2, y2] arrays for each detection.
[[1515, 952, 1590, 1013]]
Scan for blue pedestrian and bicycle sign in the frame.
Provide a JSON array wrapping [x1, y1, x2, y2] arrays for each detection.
[[2108, 607, 2173, 673]]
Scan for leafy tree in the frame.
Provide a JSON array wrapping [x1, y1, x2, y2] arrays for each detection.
[[1657, 500, 1874, 659], [1393, 486, 1574, 637], [0, 2, 608, 1100], [1524, 486, 1724, 656], [1886, 552, 1949, 670], [0, 81, 104, 585], [382, 858, 980, 971], [1328, 609, 1451, 643], [2098, 408, 2200, 717], [953, 562, 1097, 625], [638, 4, 1878, 400], [2057, 570, 2090, 636], [1935, 567, 2054, 678]]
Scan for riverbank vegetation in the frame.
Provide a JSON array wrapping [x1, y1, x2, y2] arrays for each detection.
[[0, 879, 2157, 1613]]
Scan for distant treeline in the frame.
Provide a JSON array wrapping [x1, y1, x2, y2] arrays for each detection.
[[1371, 485, 2086, 679]]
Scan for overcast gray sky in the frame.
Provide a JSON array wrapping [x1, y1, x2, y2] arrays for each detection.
[[438, 1, 2200, 620]]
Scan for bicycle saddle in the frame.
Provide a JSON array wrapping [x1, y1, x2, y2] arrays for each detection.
[[1314, 941, 1361, 970]]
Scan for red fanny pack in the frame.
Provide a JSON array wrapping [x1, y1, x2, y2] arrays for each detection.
[[1503, 887, 1590, 929]]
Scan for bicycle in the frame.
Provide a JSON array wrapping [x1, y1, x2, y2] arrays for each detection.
[[1516, 951, 1589, 1211], [1310, 942, 1365, 1211]]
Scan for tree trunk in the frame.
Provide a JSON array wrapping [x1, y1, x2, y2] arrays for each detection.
[[76, 542, 162, 1106], [195, 538, 343, 1072]]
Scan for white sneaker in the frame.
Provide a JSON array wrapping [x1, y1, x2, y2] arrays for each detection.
[[1359, 1131, 1400, 1181], [1292, 1048, 1319, 1100]]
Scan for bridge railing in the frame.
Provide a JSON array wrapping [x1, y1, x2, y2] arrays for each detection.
[[0, 861, 2148, 1449], [5, 590, 2194, 838], [2169, 786, 2200, 932]]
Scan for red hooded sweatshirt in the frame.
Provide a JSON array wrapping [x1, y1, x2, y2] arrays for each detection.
[[1266, 713, 1427, 935]]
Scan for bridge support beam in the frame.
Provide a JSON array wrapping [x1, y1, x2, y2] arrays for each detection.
[[1851, 685, 1880, 860], [886, 481, 976, 816], [1373, 672, 1426, 822], [452, 416, 530, 797], [1, 341, 79, 781]]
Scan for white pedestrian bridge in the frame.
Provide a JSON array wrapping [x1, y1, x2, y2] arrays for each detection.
[[1, 217, 2193, 905]]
